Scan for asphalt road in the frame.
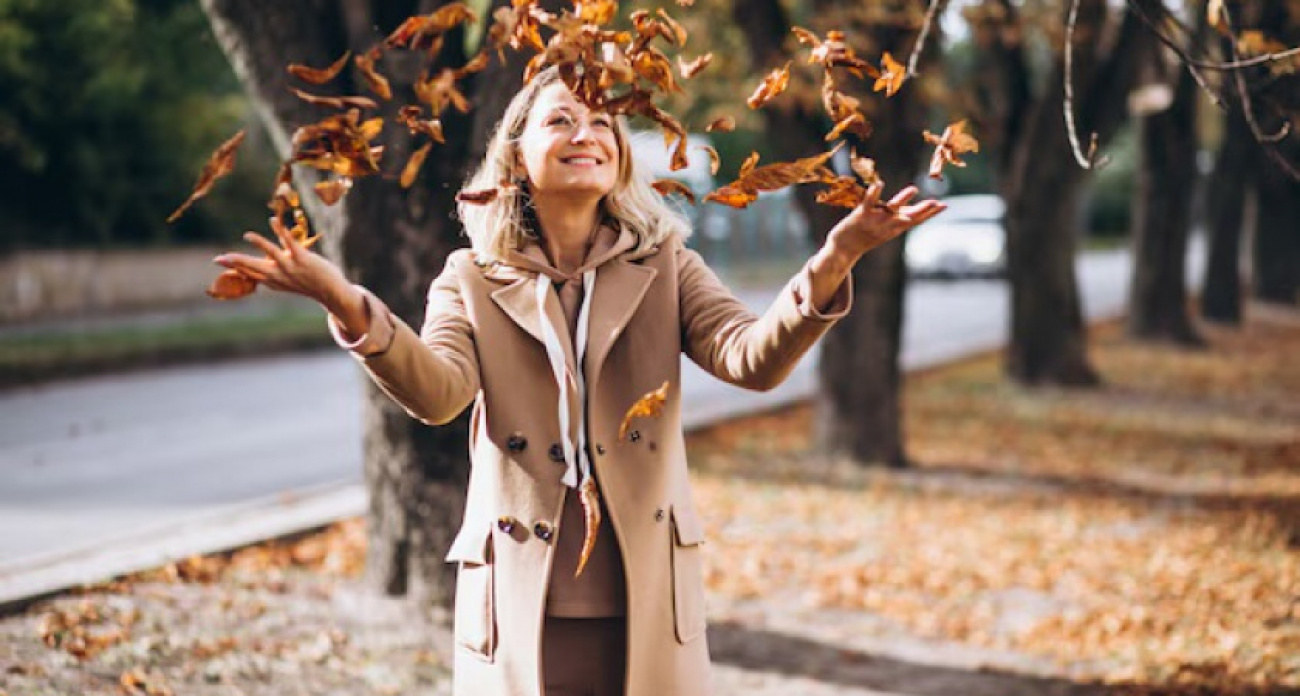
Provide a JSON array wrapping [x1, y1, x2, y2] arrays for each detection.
[[0, 249, 1145, 575]]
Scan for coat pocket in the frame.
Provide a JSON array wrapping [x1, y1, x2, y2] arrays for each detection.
[[670, 504, 707, 644], [446, 522, 496, 661]]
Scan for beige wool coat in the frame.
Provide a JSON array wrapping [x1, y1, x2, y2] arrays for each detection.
[[330, 229, 851, 696]]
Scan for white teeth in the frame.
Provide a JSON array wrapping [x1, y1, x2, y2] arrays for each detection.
[[563, 157, 599, 164]]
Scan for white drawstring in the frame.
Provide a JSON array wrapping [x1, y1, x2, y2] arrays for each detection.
[[534, 271, 596, 489]]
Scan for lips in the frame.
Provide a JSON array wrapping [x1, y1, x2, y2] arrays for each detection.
[[560, 155, 603, 165]]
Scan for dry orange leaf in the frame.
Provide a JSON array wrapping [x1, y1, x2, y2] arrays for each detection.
[[456, 187, 500, 205], [869, 51, 906, 97], [574, 476, 601, 578], [746, 61, 792, 109], [287, 51, 351, 84], [705, 116, 735, 133], [167, 130, 246, 223], [652, 179, 696, 204], [354, 48, 392, 100], [290, 88, 379, 111], [401, 142, 433, 188], [677, 53, 713, 79], [699, 145, 720, 175], [826, 112, 869, 142], [314, 177, 352, 205], [705, 146, 840, 208], [619, 380, 670, 440], [792, 27, 870, 77], [923, 120, 980, 180], [207, 269, 259, 300], [385, 4, 478, 52]]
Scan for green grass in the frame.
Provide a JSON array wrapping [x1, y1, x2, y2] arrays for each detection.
[[0, 307, 332, 386]]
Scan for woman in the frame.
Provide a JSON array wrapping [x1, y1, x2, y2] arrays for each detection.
[[215, 67, 944, 696]]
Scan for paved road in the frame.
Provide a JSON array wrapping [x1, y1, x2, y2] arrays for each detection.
[[0, 247, 1168, 595]]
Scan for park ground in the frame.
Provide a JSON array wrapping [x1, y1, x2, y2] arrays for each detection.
[[2, 307, 1298, 696]]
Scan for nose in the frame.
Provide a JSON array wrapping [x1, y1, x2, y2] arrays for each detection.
[[570, 123, 596, 144]]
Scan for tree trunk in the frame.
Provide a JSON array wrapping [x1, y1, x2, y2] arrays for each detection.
[[1253, 154, 1300, 306], [730, 0, 927, 466], [1200, 110, 1254, 324], [201, 0, 518, 606], [1126, 56, 1202, 345]]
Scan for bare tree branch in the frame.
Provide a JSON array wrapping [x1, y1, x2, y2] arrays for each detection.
[[1063, 0, 1108, 169], [905, 0, 947, 78], [1220, 1, 1291, 145], [1123, 0, 1223, 108]]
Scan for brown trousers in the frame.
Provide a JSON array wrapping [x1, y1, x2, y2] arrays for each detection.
[[541, 616, 628, 696]]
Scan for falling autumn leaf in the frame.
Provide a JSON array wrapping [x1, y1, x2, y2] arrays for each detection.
[[746, 61, 792, 109], [401, 142, 433, 188], [574, 477, 601, 578], [207, 270, 259, 300], [705, 146, 841, 209], [923, 120, 980, 180], [825, 113, 869, 142], [456, 187, 501, 205], [792, 27, 870, 77], [705, 116, 735, 133], [290, 88, 379, 111], [167, 130, 247, 223], [699, 145, 720, 175], [620, 380, 671, 440], [354, 48, 392, 100], [677, 53, 713, 79], [314, 177, 352, 205], [869, 51, 906, 97], [287, 51, 352, 85], [652, 179, 696, 204]]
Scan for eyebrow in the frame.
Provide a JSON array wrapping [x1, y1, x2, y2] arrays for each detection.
[[543, 106, 611, 120]]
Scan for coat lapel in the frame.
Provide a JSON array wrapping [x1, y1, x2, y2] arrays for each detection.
[[489, 276, 578, 372], [585, 258, 658, 387]]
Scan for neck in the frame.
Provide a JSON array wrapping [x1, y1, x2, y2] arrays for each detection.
[[533, 195, 602, 274]]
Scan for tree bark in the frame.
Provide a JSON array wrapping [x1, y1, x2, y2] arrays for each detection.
[[1126, 53, 1202, 345], [1253, 149, 1300, 306], [730, 0, 927, 466], [1200, 110, 1254, 324], [201, 0, 519, 606], [984, 0, 1145, 385]]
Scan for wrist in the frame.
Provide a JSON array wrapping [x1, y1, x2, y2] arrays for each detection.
[[810, 243, 857, 278]]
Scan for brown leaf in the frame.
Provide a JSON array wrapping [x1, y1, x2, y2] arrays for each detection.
[[793, 27, 870, 76], [705, 116, 735, 133], [574, 477, 602, 578], [816, 175, 866, 208], [287, 51, 351, 85], [746, 61, 792, 109], [620, 381, 670, 440], [206, 270, 259, 301], [456, 187, 500, 205], [289, 88, 379, 111], [738, 151, 760, 179], [678, 53, 713, 79], [923, 120, 980, 180], [354, 48, 392, 100], [167, 130, 246, 223], [699, 145, 720, 175], [826, 113, 870, 142], [870, 51, 906, 97], [850, 150, 881, 187], [386, 4, 478, 51], [314, 177, 352, 206], [652, 179, 696, 204], [703, 185, 757, 209]]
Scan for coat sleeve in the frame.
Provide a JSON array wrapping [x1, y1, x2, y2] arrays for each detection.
[[327, 251, 481, 426], [678, 245, 853, 391]]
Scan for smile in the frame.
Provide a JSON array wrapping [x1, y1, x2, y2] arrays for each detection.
[[560, 156, 602, 166]]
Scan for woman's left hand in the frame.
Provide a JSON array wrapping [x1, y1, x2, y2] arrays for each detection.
[[824, 183, 947, 263]]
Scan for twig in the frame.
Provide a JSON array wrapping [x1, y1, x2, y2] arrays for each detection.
[[1220, 2, 1291, 144], [905, 0, 947, 79], [1063, 0, 1109, 170], [1124, 0, 1222, 109], [1125, 0, 1300, 71]]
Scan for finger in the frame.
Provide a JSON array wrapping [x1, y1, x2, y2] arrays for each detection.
[[215, 252, 278, 278], [902, 201, 947, 226], [243, 232, 286, 262], [269, 215, 299, 256], [887, 186, 920, 210], [861, 181, 884, 209]]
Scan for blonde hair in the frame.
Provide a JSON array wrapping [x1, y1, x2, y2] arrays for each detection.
[[457, 67, 692, 262]]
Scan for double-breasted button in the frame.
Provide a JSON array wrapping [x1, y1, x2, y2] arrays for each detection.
[[654, 508, 665, 522], [548, 443, 565, 464], [506, 433, 527, 452], [533, 521, 554, 542], [497, 516, 518, 534], [595, 444, 606, 455], [628, 430, 641, 443]]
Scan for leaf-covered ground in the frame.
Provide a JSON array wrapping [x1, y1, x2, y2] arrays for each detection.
[[3, 309, 1298, 696]]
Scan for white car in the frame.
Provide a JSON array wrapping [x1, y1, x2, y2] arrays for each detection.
[[905, 194, 1007, 279]]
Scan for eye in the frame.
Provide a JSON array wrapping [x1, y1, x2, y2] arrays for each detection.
[[593, 117, 612, 129], [547, 115, 574, 127]]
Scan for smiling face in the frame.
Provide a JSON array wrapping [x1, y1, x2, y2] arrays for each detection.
[[516, 82, 621, 203]]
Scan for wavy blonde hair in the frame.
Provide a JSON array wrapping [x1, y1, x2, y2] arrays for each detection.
[[457, 67, 692, 262]]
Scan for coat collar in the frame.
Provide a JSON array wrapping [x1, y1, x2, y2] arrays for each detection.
[[487, 224, 660, 383]]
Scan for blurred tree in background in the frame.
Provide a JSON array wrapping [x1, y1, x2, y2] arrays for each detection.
[[0, 0, 277, 252]]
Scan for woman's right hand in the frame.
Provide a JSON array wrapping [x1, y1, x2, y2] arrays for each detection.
[[214, 218, 370, 337]]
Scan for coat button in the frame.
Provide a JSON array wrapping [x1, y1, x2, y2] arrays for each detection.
[[506, 433, 527, 452], [628, 430, 641, 443], [595, 444, 606, 455], [533, 521, 554, 542], [655, 508, 665, 522], [548, 443, 565, 463], [497, 516, 518, 534]]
